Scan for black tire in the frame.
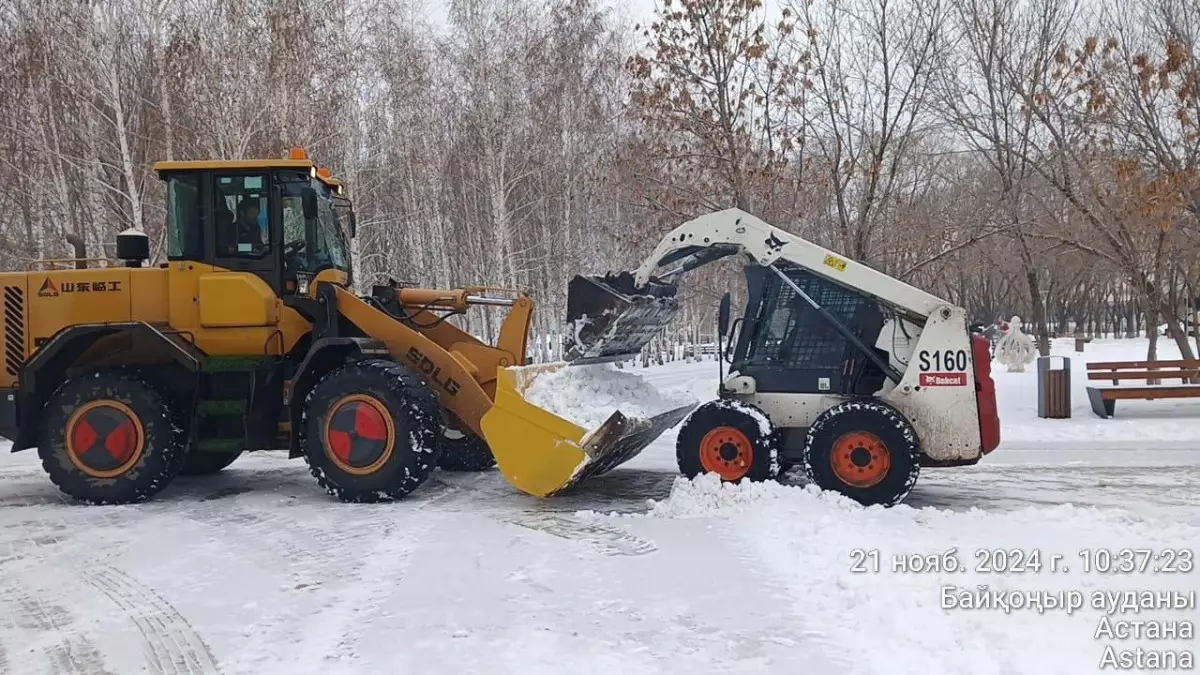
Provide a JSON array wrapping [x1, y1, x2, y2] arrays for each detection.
[[181, 450, 243, 476], [676, 399, 779, 482], [299, 358, 441, 502], [37, 368, 188, 505], [802, 400, 921, 507], [436, 420, 496, 472]]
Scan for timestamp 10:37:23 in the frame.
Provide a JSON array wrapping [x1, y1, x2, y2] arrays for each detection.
[[848, 547, 1194, 575]]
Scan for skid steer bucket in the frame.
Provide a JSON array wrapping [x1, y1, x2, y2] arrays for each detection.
[[564, 273, 681, 364], [478, 363, 696, 497]]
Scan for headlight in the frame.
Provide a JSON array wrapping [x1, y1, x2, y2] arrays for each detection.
[[296, 273, 311, 296]]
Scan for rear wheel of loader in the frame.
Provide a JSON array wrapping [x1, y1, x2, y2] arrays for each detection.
[[300, 359, 441, 502], [181, 450, 243, 476], [802, 400, 920, 507], [436, 416, 496, 472], [676, 400, 779, 483], [37, 369, 188, 505]]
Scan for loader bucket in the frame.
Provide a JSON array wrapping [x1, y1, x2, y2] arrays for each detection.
[[564, 273, 681, 364], [478, 363, 696, 497]]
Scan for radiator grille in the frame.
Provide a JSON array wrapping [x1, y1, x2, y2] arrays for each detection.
[[4, 286, 25, 377]]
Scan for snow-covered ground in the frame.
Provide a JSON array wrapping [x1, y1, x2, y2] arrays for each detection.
[[1, 337, 1197, 674]]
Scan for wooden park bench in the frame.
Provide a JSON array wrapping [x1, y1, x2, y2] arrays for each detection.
[[1085, 359, 1200, 418]]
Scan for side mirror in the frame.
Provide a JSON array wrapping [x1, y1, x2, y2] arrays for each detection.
[[301, 187, 318, 220], [717, 292, 732, 337], [348, 212, 357, 238]]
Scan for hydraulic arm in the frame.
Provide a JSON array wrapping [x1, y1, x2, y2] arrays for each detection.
[[631, 209, 948, 319], [564, 208, 952, 363]]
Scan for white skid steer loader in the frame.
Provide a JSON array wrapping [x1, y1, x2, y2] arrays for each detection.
[[564, 208, 1001, 506]]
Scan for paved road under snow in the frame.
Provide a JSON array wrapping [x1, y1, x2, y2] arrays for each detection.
[[1, 359, 1197, 675]]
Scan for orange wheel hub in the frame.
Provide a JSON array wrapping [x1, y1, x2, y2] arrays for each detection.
[[830, 431, 890, 488], [65, 400, 144, 479], [323, 394, 396, 475], [698, 426, 753, 480]]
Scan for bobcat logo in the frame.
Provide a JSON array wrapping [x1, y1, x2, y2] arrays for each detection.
[[765, 232, 785, 252], [37, 278, 59, 297]]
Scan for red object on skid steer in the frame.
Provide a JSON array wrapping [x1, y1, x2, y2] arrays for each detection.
[[971, 334, 1001, 454]]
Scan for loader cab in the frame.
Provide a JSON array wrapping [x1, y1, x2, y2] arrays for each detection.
[[155, 152, 355, 300], [728, 264, 890, 396]]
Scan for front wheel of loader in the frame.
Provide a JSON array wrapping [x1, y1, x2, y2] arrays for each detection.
[[436, 417, 496, 472], [37, 369, 188, 504], [300, 359, 441, 502], [802, 400, 921, 507], [676, 399, 779, 483]]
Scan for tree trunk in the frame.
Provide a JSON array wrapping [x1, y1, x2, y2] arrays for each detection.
[[1145, 306, 1160, 384]]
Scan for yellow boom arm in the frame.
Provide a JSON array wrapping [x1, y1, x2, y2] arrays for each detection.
[[330, 285, 531, 437]]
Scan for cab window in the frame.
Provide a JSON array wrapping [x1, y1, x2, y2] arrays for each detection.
[[278, 175, 351, 278], [166, 174, 203, 261], [281, 195, 307, 264], [313, 191, 350, 272], [214, 174, 271, 259]]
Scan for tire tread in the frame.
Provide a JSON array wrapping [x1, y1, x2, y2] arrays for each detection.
[[802, 399, 921, 507], [675, 398, 780, 482], [37, 368, 187, 505], [299, 358, 441, 502]]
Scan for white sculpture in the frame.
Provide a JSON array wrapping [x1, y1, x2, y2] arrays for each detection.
[[995, 315, 1036, 372]]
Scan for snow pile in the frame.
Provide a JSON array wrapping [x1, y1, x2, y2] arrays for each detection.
[[635, 474, 822, 517], [522, 363, 696, 429], [566, 314, 592, 347], [632, 474, 1200, 675]]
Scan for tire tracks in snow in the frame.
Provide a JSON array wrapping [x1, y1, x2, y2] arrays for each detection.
[[500, 512, 657, 556], [180, 502, 360, 593], [1, 515, 220, 675], [0, 582, 113, 675], [542, 508, 850, 673], [0, 492, 74, 508], [295, 516, 436, 671], [425, 471, 661, 557], [81, 570, 218, 675], [675, 515, 852, 672], [170, 488, 448, 671]]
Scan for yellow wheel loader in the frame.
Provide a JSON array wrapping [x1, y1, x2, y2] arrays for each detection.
[[0, 150, 692, 504]]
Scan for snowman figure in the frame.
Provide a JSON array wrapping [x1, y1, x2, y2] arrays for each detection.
[[995, 315, 1037, 372]]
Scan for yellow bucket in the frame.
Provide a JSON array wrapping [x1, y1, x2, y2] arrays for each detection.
[[478, 363, 696, 497]]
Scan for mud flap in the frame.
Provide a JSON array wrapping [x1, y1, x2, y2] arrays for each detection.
[[564, 273, 681, 364], [479, 364, 697, 497]]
